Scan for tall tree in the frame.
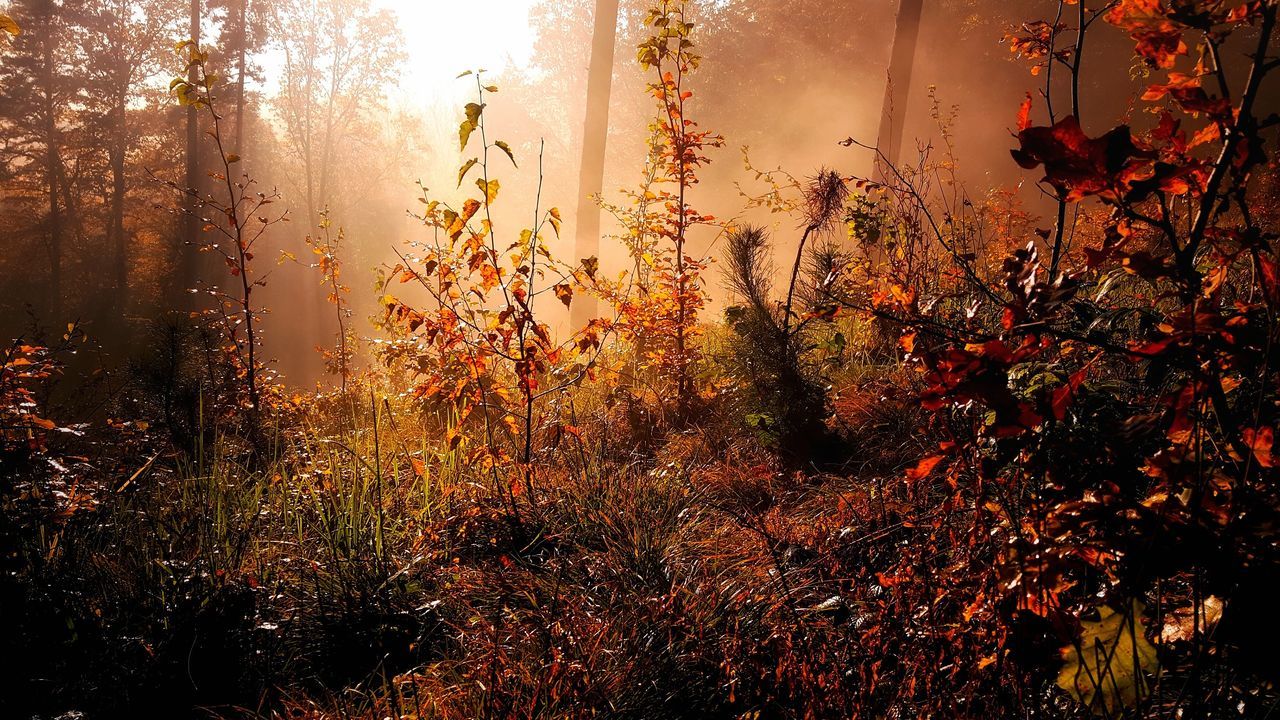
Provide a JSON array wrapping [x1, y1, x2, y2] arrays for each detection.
[[571, 0, 620, 326], [0, 0, 85, 320], [274, 0, 402, 227], [178, 0, 203, 299], [875, 0, 924, 172], [82, 0, 181, 317], [207, 0, 271, 155], [232, 0, 247, 153]]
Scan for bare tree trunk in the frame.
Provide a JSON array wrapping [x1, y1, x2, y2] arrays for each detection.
[[45, 128, 62, 320], [234, 0, 247, 155], [111, 95, 127, 310], [41, 41, 63, 320], [874, 0, 923, 174], [571, 0, 620, 327], [179, 0, 201, 300]]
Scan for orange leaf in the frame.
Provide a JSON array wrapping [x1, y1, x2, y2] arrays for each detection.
[[1016, 92, 1033, 131], [905, 455, 945, 481], [1243, 427, 1274, 468]]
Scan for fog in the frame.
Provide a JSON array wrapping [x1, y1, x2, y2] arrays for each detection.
[[2, 0, 1273, 384]]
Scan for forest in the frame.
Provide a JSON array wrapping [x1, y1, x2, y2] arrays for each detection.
[[1, 0, 1279, 717]]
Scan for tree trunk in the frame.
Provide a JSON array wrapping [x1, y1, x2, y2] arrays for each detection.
[[874, 0, 923, 174], [234, 0, 247, 156], [111, 95, 127, 312], [571, 0, 620, 328], [42, 40, 62, 320], [179, 0, 201, 300]]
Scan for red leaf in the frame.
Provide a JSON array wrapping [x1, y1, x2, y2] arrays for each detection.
[[1243, 427, 1275, 468], [1051, 366, 1090, 421], [905, 455, 945, 481], [1011, 116, 1154, 202]]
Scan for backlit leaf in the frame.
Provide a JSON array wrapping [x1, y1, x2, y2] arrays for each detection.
[[459, 120, 477, 152], [476, 178, 500, 204], [548, 207, 562, 238], [457, 158, 479, 187], [555, 283, 573, 308], [494, 140, 517, 167], [1057, 600, 1158, 715]]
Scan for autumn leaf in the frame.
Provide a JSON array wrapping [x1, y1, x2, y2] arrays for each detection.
[[476, 178, 500, 204], [457, 158, 478, 187], [1104, 0, 1187, 69], [409, 457, 428, 479], [454, 199, 480, 236], [494, 140, 517, 167], [548, 207, 563, 238], [554, 283, 573, 308], [1012, 116, 1154, 202], [1, 13, 21, 36], [1016, 92, 1033, 131], [1051, 365, 1091, 421], [1160, 596, 1223, 643], [899, 331, 916, 354], [581, 256, 599, 279], [459, 102, 485, 151], [1057, 600, 1159, 715], [905, 454, 945, 481], [458, 120, 477, 152], [479, 263, 501, 292], [1243, 426, 1275, 468]]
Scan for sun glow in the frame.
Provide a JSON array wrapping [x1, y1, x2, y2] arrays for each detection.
[[375, 0, 540, 109]]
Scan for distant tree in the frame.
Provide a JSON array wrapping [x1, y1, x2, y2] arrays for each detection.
[[875, 0, 924, 172], [81, 0, 183, 317], [272, 0, 403, 227], [0, 0, 88, 320], [571, 0, 621, 327], [179, 0, 203, 300], [206, 0, 273, 156]]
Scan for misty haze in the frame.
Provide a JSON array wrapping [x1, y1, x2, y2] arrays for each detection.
[[2, 0, 1279, 717]]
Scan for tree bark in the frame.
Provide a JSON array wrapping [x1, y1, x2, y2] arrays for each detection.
[[111, 94, 127, 311], [234, 0, 247, 155], [41, 38, 63, 320], [571, 0, 620, 327], [874, 0, 923, 174], [179, 0, 201, 301]]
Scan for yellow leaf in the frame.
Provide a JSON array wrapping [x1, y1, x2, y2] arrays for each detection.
[[457, 158, 478, 187], [494, 140, 517, 167], [548, 207, 562, 238], [1, 13, 21, 36], [458, 102, 485, 151], [476, 178, 500, 204], [458, 120, 476, 152], [1057, 600, 1159, 715]]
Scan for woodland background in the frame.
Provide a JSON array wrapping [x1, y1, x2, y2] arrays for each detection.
[[2, 0, 1279, 718]]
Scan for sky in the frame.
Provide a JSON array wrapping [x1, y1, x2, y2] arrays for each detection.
[[374, 0, 541, 109]]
